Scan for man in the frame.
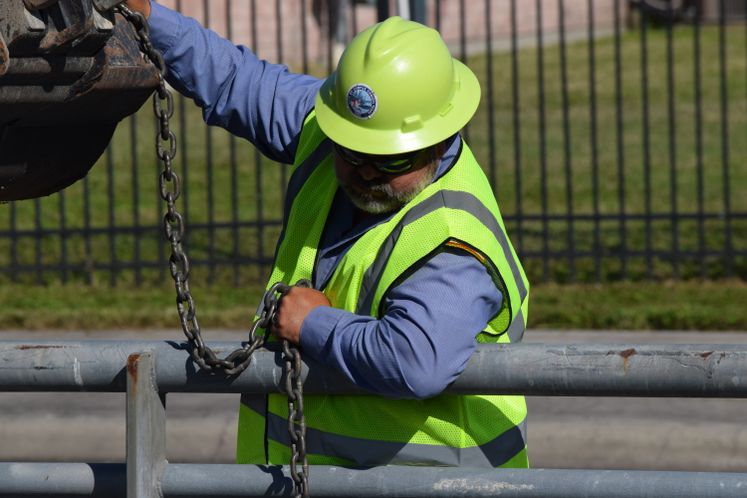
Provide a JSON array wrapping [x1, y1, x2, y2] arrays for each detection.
[[125, 0, 530, 468]]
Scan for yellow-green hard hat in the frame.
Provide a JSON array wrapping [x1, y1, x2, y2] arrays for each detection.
[[315, 16, 481, 155]]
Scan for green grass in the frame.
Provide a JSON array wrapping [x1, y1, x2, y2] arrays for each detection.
[[530, 279, 747, 330], [1, 280, 744, 331], [0, 280, 264, 330], [0, 23, 745, 287]]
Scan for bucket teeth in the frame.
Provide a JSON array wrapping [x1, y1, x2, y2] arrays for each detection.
[[0, 1, 159, 201], [23, 0, 60, 10]]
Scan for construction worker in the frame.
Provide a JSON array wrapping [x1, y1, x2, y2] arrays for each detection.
[[125, 0, 530, 468]]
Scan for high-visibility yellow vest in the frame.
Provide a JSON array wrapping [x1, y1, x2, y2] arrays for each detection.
[[237, 112, 530, 467]]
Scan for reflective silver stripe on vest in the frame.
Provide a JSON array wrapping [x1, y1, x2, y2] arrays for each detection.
[[357, 190, 528, 320], [256, 406, 527, 468], [240, 393, 266, 414], [506, 308, 525, 343]]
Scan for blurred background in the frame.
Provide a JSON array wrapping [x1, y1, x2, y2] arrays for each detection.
[[0, 0, 744, 331]]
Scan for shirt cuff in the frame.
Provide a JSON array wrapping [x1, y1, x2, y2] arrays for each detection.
[[299, 306, 347, 361], [148, 2, 181, 58]]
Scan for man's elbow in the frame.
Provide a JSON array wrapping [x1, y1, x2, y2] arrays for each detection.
[[399, 370, 453, 400]]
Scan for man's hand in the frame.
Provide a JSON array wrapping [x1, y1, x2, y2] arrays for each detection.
[[273, 287, 331, 345], [124, 0, 150, 18]]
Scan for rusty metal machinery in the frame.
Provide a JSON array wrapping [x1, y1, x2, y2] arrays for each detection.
[[0, 0, 159, 201]]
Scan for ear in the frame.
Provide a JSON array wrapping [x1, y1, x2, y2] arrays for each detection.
[[426, 140, 447, 165], [434, 141, 447, 157]]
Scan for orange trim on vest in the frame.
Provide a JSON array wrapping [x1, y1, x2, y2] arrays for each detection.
[[445, 240, 486, 264]]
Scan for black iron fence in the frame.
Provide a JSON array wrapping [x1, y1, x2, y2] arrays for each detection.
[[0, 0, 745, 286]]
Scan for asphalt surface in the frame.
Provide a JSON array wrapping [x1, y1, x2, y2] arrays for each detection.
[[1, 329, 746, 471]]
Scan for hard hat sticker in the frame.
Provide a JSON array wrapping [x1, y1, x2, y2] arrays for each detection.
[[346, 84, 377, 120]]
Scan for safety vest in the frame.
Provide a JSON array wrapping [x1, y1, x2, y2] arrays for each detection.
[[237, 112, 530, 468]]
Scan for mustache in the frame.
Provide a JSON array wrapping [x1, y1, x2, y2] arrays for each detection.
[[351, 174, 393, 191], [365, 182, 392, 192]]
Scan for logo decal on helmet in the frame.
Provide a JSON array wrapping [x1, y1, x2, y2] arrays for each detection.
[[346, 84, 377, 120]]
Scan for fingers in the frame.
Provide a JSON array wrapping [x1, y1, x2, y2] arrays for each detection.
[[272, 287, 330, 345]]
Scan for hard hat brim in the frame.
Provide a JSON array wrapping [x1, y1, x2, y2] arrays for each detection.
[[315, 59, 481, 155]]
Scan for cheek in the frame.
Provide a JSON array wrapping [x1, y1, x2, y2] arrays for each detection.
[[389, 169, 427, 192]]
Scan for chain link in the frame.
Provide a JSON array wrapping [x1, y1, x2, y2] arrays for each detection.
[[116, 6, 309, 496], [282, 280, 311, 498]]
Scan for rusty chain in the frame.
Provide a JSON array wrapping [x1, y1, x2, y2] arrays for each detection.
[[281, 282, 311, 498], [116, 6, 309, 497]]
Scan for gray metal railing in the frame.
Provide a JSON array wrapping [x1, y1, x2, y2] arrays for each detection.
[[1, 339, 747, 497]]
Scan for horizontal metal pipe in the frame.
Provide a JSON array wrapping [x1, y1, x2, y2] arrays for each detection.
[[2, 463, 747, 498], [1, 340, 746, 397], [0, 463, 124, 497]]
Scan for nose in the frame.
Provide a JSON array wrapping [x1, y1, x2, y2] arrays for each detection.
[[357, 163, 382, 182]]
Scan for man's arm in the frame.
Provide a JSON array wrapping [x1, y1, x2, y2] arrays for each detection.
[[275, 250, 503, 399], [125, 0, 323, 163]]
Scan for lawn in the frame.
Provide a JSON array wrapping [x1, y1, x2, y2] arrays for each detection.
[[1, 280, 744, 331]]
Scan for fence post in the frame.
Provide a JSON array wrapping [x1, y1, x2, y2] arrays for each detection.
[[126, 351, 167, 498]]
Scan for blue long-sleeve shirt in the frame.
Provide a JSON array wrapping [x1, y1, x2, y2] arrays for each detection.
[[148, 3, 504, 399]]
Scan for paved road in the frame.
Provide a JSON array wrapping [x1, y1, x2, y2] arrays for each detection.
[[1, 329, 746, 470]]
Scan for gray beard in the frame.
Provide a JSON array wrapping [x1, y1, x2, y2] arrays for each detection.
[[341, 162, 438, 214]]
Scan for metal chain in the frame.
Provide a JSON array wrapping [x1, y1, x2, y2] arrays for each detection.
[[282, 281, 311, 498], [116, 6, 309, 497]]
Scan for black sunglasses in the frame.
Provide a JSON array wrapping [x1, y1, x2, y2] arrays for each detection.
[[333, 143, 424, 174]]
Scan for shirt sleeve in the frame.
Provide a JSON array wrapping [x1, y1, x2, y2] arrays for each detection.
[[147, 3, 324, 164], [299, 250, 504, 399]]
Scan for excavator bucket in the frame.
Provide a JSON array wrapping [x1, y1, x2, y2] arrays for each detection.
[[0, 0, 159, 201]]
